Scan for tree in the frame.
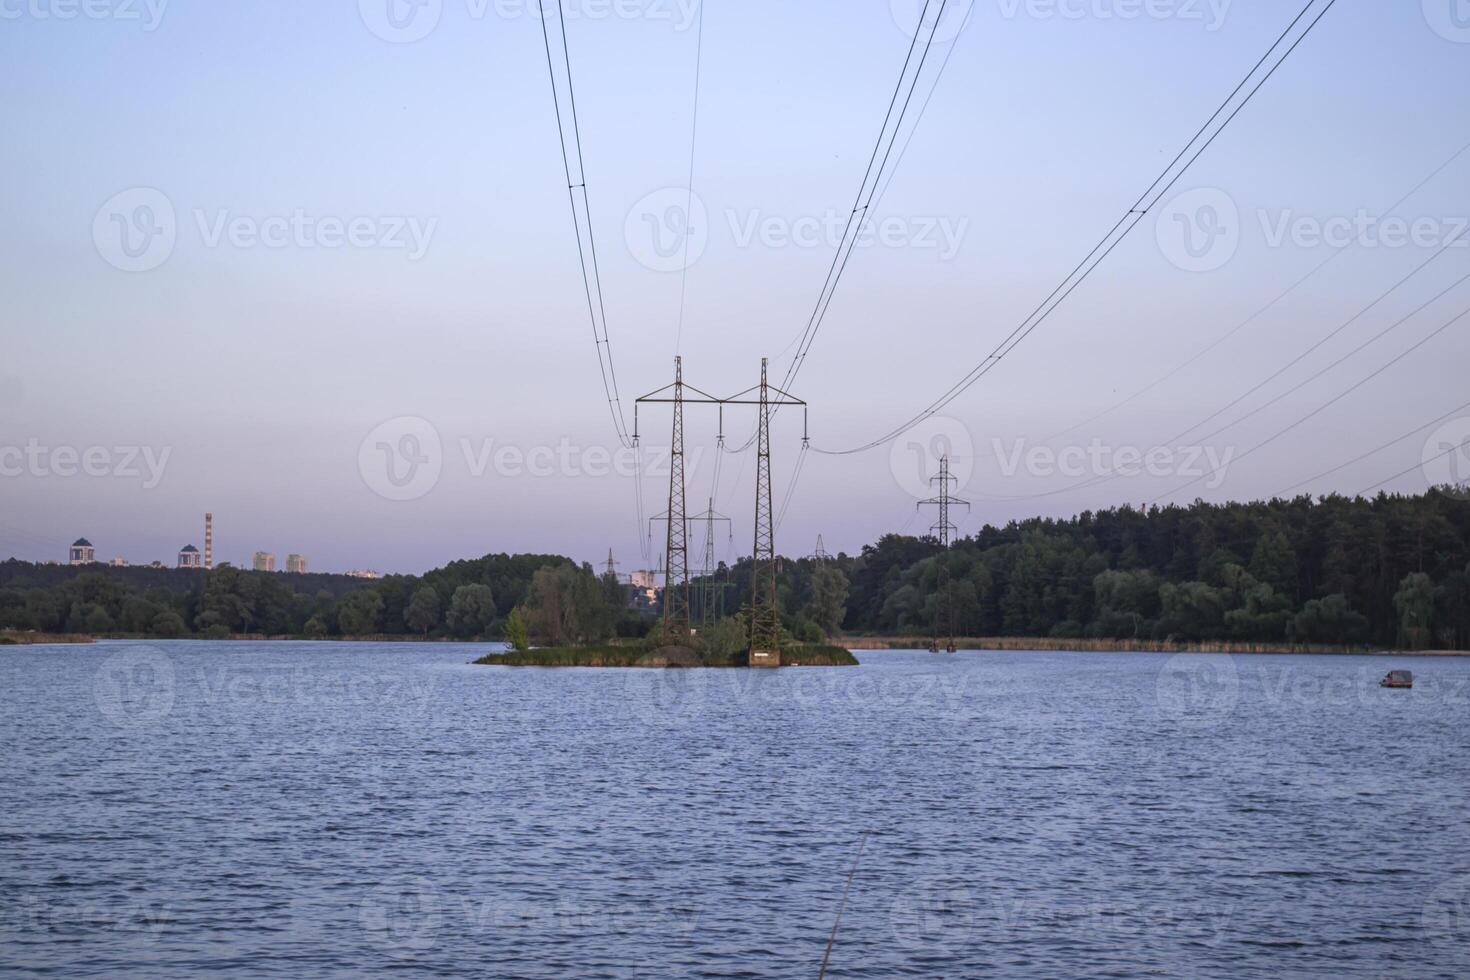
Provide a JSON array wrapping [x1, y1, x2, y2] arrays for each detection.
[[303, 616, 329, 638], [120, 596, 163, 633], [66, 601, 114, 635], [1158, 581, 1226, 641], [700, 616, 748, 665], [337, 590, 385, 636], [1249, 531, 1298, 599], [405, 586, 441, 636], [1394, 573, 1435, 650], [524, 564, 615, 646], [1289, 593, 1369, 645], [504, 607, 530, 651], [446, 584, 496, 638], [149, 610, 187, 637], [803, 566, 849, 637], [1091, 569, 1159, 639]]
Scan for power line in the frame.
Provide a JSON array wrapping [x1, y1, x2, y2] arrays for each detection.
[[776, 0, 954, 398], [811, 0, 1341, 457], [1273, 397, 1470, 497], [961, 256, 1470, 503], [1004, 135, 1470, 458], [1181, 262, 1470, 449], [727, 0, 957, 455], [1150, 299, 1470, 503], [869, 1, 978, 215], [539, 0, 634, 449], [674, 0, 707, 354], [774, 442, 809, 533], [1357, 442, 1468, 498], [1167, 232, 1470, 446]]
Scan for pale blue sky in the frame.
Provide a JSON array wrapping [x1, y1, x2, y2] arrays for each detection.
[[2, 0, 1467, 572]]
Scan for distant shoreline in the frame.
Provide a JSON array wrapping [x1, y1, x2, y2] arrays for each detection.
[[7, 631, 1465, 657], [836, 636, 1470, 657]]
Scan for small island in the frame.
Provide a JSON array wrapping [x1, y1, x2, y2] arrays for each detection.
[[475, 642, 858, 669]]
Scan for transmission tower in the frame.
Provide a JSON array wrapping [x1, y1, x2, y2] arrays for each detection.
[[696, 499, 732, 627], [648, 499, 731, 628], [809, 534, 831, 566], [635, 356, 725, 641], [722, 358, 807, 667], [604, 549, 620, 580], [917, 455, 970, 653]]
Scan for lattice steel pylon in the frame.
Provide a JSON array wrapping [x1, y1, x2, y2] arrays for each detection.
[[664, 357, 691, 636], [751, 359, 779, 662], [635, 357, 725, 642], [648, 498, 731, 627], [917, 455, 970, 653], [731, 358, 808, 667], [697, 498, 732, 627]]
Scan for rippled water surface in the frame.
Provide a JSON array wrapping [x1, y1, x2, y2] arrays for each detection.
[[3, 641, 1470, 978]]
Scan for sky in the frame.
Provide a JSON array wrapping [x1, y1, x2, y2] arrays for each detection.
[[1, 0, 1468, 574]]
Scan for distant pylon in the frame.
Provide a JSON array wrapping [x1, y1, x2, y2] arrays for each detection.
[[917, 455, 970, 653], [648, 499, 731, 626], [810, 534, 830, 566], [696, 498, 732, 626], [605, 549, 619, 580]]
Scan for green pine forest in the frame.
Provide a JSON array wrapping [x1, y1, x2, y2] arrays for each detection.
[[3, 491, 1469, 650]]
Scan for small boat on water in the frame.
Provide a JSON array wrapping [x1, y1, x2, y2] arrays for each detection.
[[1380, 670, 1414, 689]]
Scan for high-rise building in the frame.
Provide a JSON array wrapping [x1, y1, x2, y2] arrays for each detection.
[[204, 513, 213, 570], [253, 552, 276, 573], [69, 538, 95, 565], [178, 545, 202, 569], [286, 554, 307, 574]]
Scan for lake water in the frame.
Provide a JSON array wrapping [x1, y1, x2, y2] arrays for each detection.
[[3, 641, 1469, 978]]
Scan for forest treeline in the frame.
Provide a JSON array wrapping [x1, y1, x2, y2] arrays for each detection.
[[3, 492, 1469, 649]]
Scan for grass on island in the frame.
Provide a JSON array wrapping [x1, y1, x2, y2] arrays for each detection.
[[0, 632, 96, 646], [476, 643, 859, 668]]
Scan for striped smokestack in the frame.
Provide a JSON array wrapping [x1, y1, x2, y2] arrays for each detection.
[[204, 512, 213, 570]]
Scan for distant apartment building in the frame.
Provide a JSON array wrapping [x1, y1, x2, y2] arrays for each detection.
[[69, 538, 95, 565], [108, 558, 129, 568], [286, 554, 307, 574], [344, 569, 382, 580], [630, 569, 660, 590], [178, 545, 202, 569], [253, 552, 276, 573], [629, 585, 659, 613]]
